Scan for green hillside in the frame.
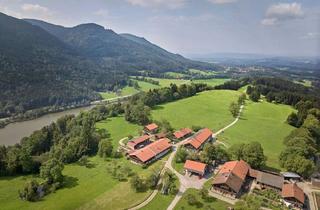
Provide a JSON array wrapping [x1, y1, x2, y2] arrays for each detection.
[[220, 100, 295, 170]]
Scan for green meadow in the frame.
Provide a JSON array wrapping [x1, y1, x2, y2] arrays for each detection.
[[192, 78, 229, 87], [0, 116, 164, 210], [174, 188, 232, 210], [152, 90, 241, 131], [220, 100, 295, 170]]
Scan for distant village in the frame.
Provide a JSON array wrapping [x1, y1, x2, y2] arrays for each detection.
[[122, 122, 308, 210]]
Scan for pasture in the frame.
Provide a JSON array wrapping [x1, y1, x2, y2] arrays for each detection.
[[220, 100, 295, 170], [152, 90, 240, 132], [0, 116, 163, 210]]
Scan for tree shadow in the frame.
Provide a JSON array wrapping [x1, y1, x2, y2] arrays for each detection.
[[63, 176, 79, 189], [263, 166, 281, 173], [152, 105, 164, 110]]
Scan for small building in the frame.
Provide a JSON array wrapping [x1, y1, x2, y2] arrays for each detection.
[[281, 172, 301, 182], [183, 128, 213, 151], [129, 138, 171, 165], [127, 135, 151, 150], [212, 160, 250, 197], [184, 160, 207, 177], [282, 183, 305, 209], [144, 123, 159, 134], [173, 128, 193, 140], [256, 171, 284, 190]]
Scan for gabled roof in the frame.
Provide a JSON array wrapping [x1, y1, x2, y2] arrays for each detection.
[[257, 171, 284, 189], [184, 160, 207, 175], [212, 160, 250, 193], [184, 128, 213, 149], [213, 172, 244, 193], [282, 183, 305, 204], [129, 138, 171, 163], [219, 160, 249, 181], [144, 123, 158, 131], [127, 135, 151, 149], [174, 128, 193, 139]]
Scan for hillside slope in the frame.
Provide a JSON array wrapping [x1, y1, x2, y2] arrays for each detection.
[[0, 13, 125, 118], [25, 19, 217, 73]]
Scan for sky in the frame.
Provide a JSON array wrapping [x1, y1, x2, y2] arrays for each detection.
[[0, 0, 319, 57]]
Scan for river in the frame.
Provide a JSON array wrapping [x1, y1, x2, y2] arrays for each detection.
[[0, 105, 94, 146]]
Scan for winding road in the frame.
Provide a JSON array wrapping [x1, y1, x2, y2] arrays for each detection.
[[127, 104, 245, 210]]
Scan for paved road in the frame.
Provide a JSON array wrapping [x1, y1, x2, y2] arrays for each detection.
[[166, 104, 245, 210]]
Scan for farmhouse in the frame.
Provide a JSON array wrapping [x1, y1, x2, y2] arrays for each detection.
[[184, 160, 207, 177], [127, 135, 151, 150], [129, 138, 171, 165], [282, 183, 305, 209], [173, 128, 193, 140], [183, 128, 213, 150], [144, 123, 159, 134], [256, 171, 284, 190], [212, 160, 250, 197]]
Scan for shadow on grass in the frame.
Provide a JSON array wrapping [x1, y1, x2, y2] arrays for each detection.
[[152, 105, 164, 110], [63, 176, 79, 189]]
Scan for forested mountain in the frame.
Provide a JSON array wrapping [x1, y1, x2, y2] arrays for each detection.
[[25, 19, 217, 73], [0, 12, 126, 118], [0, 13, 217, 118]]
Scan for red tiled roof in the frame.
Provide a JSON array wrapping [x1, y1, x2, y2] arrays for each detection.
[[127, 135, 151, 150], [213, 172, 244, 193], [184, 128, 213, 149], [219, 160, 249, 181], [212, 160, 250, 193], [145, 123, 158, 131], [174, 128, 193, 139], [184, 160, 207, 175], [282, 183, 305, 204], [129, 138, 171, 163]]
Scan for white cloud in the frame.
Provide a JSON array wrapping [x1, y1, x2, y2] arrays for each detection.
[[262, 2, 304, 26], [21, 4, 48, 13], [261, 18, 277, 26], [301, 32, 320, 40], [126, 0, 186, 9], [207, 0, 237, 4]]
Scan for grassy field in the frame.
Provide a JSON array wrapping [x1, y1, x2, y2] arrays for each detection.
[[147, 77, 189, 87], [140, 173, 180, 210], [192, 78, 229, 87], [100, 86, 139, 99], [188, 69, 217, 76], [174, 188, 232, 210], [165, 72, 188, 79], [152, 90, 240, 131], [134, 80, 161, 91], [220, 100, 295, 170], [0, 116, 165, 210]]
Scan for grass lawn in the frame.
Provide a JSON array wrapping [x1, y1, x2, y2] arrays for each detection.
[[99, 91, 118, 99], [135, 80, 161, 91], [192, 78, 229, 87], [0, 116, 163, 210], [140, 173, 180, 210], [220, 100, 295, 170], [147, 77, 190, 87], [174, 188, 232, 210], [99, 86, 139, 100], [165, 72, 188, 79], [152, 90, 241, 131], [188, 69, 217, 76], [96, 116, 141, 148]]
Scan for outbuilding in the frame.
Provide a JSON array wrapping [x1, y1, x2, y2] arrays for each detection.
[[282, 183, 305, 209], [184, 160, 207, 177]]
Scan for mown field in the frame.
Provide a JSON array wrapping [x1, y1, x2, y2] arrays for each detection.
[[174, 188, 232, 210], [0, 116, 165, 210], [152, 90, 241, 131], [220, 100, 295, 170]]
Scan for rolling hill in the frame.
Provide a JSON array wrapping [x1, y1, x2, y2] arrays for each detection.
[[0, 12, 218, 118]]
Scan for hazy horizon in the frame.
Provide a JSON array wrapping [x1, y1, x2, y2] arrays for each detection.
[[0, 0, 319, 57]]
